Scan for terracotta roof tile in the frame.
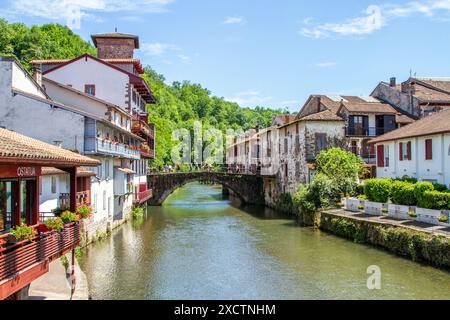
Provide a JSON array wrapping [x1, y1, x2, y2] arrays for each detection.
[[0, 128, 100, 167], [42, 167, 97, 177], [299, 109, 344, 121], [371, 109, 450, 143], [341, 102, 398, 114]]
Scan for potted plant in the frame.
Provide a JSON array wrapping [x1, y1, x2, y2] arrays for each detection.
[[44, 218, 65, 233], [76, 205, 93, 219], [438, 214, 449, 227], [408, 211, 417, 219], [416, 189, 450, 225], [52, 206, 70, 217], [60, 211, 80, 225], [7, 225, 36, 244], [358, 204, 365, 213]]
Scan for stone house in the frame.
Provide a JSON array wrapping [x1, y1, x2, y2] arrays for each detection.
[[371, 77, 450, 118]]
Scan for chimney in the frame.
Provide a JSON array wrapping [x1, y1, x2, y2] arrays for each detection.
[[32, 64, 42, 87], [389, 77, 396, 87]]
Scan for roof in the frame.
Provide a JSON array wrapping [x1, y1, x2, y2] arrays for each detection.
[[340, 102, 398, 114], [40, 54, 155, 103], [389, 78, 450, 104], [370, 109, 450, 144], [42, 167, 97, 177], [0, 128, 100, 167], [272, 114, 296, 126], [91, 32, 139, 48], [298, 109, 344, 121], [30, 58, 144, 74]]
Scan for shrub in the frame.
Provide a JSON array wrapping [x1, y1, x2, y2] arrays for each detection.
[[413, 181, 434, 205], [364, 178, 392, 203], [131, 206, 144, 219], [293, 185, 316, 215], [9, 225, 36, 242], [417, 190, 450, 210], [76, 205, 92, 219], [433, 183, 448, 192], [395, 176, 418, 184], [44, 218, 64, 232], [60, 211, 80, 224], [390, 181, 417, 206], [276, 193, 295, 214]]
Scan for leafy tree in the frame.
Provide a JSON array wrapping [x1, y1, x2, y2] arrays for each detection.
[[315, 148, 365, 195]]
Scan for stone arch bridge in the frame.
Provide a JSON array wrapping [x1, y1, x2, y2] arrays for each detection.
[[147, 172, 264, 206]]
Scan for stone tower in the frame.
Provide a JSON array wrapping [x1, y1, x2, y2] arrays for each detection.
[[91, 32, 140, 59]]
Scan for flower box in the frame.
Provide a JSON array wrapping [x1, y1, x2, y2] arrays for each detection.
[[416, 207, 444, 225], [344, 198, 361, 212], [387, 204, 412, 220], [364, 201, 384, 216]]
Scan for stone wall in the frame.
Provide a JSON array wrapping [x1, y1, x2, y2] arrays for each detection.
[[96, 38, 136, 59]]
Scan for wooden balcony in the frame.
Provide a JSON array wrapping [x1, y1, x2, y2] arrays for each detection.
[[139, 143, 155, 159], [134, 189, 153, 205], [0, 222, 80, 299], [132, 116, 155, 139]]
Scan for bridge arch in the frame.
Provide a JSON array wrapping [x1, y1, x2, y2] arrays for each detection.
[[147, 172, 264, 206]]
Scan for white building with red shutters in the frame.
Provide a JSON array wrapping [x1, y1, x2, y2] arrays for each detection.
[[371, 109, 450, 187]]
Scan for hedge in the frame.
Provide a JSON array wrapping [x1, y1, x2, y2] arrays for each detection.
[[364, 178, 392, 203], [414, 181, 435, 205], [417, 190, 450, 210], [390, 181, 417, 206]]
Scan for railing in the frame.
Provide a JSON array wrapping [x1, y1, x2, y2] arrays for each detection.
[[132, 117, 155, 139], [134, 189, 153, 205], [59, 192, 90, 208], [97, 138, 140, 159], [346, 127, 394, 137], [0, 223, 80, 299], [140, 143, 155, 158], [39, 212, 55, 222]]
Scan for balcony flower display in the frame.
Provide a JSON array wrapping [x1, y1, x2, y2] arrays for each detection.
[[44, 218, 65, 232], [52, 206, 70, 217], [8, 225, 36, 244], [60, 211, 80, 225], [76, 205, 93, 219]]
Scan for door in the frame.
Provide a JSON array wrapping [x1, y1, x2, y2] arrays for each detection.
[[0, 181, 18, 233]]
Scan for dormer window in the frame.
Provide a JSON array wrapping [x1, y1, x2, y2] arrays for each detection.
[[85, 84, 95, 96]]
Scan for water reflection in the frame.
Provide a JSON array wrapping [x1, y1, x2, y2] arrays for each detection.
[[79, 182, 450, 300]]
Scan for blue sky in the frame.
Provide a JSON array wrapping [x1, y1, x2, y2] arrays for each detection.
[[2, 0, 450, 112]]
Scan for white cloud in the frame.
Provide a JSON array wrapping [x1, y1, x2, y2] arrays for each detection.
[[301, 5, 384, 39], [301, 1, 450, 39], [223, 16, 246, 25], [177, 54, 192, 63], [141, 42, 180, 56], [226, 91, 272, 106], [314, 62, 337, 68], [3, 0, 174, 29]]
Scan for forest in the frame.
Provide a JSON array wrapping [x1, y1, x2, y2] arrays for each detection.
[[0, 20, 290, 167]]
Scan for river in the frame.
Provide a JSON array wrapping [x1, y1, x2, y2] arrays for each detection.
[[79, 182, 450, 300]]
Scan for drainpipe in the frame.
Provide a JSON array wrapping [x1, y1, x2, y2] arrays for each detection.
[[441, 134, 446, 185]]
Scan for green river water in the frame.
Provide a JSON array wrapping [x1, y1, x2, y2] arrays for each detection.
[[79, 182, 450, 300]]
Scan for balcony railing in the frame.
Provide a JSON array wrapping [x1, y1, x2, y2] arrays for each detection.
[[0, 222, 80, 299], [134, 189, 153, 205], [346, 127, 394, 137], [140, 143, 155, 159], [59, 191, 91, 208], [97, 138, 140, 159], [132, 116, 155, 139]]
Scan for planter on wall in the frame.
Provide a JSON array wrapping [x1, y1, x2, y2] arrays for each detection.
[[344, 198, 362, 213], [387, 204, 412, 220], [364, 201, 384, 216], [416, 207, 445, 225]]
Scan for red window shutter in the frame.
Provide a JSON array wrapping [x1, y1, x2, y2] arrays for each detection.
[[399, 142, 403, 161], [407, 141, 412, 160], [377, 145, 385, 167], [425, 139, 433, 160]]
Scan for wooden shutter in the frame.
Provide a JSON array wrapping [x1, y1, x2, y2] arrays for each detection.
[[425, 139, 433, 160], [399, 142, 403, 161], [377, 145, 385, 167], [407, 141, 412, 160]]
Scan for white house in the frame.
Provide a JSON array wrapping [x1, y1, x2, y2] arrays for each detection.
[[371, 109, 450, 187], [31, 32, 156, 209]]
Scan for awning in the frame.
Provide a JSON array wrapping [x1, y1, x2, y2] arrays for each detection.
[[118, 168, 136, 174]]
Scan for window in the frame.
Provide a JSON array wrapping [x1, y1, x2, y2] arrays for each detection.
[[384, 145, 390, 167], [98, 161, 103, 179], [132, 91, 137, 104], [93, 194, 97, 213], [85, 84, 95, 96], [105, 160, 110, 179], [103, 191, 107, 210], [377, 145, 385, 167], [315, 133, 327, 153], [51, 176, 57, 194], [399, 141, 412, 161], [425, 139, 433, 160]]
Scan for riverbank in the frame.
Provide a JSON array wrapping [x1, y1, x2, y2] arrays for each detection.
[[305, 209, 450, 269]]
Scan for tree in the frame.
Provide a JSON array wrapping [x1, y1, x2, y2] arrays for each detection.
[[315, 148, 365, 195]]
